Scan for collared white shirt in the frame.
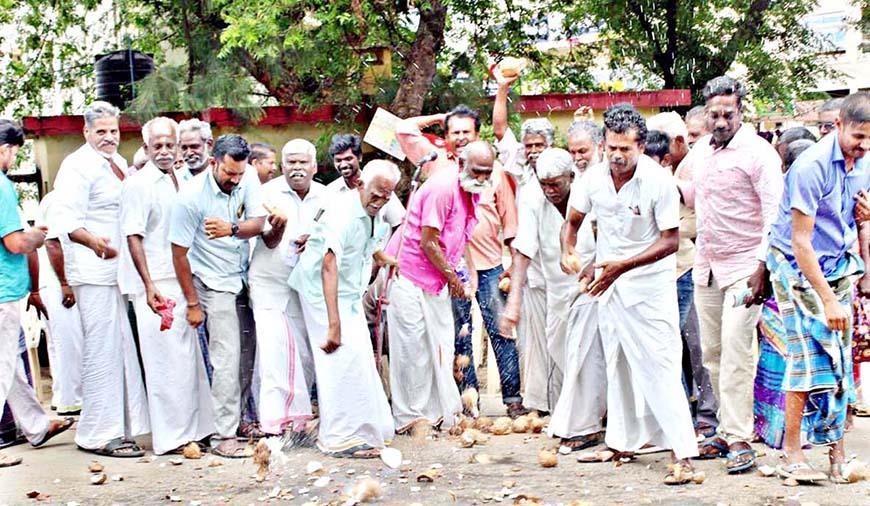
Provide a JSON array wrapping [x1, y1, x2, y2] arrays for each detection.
[[326, 176, 406, 227], [568, 155, 680, 305], [248, 177, 326, 308], [50, 143, 130, 287], [289, 190, 390, 311], [117, 162, 190, 295], [513, 179, 595, 301]]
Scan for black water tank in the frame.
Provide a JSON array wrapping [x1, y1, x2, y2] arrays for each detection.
[[94, 50, 154, 109]]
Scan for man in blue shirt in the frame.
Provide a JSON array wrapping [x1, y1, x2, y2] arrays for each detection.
[[0, 119, 73, 468], [170, 134, 267, 458], [767, 92, 870, 484]]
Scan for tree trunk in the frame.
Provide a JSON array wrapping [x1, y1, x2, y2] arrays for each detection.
[[389, 0, 447, 118]]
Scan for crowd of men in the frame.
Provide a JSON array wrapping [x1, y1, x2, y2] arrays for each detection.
[[1, 72, 869, 487]]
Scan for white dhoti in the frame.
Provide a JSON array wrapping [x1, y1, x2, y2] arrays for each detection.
[[519, 285, 557, 412], [387, 276, 461, 431], [252, 296, 312, 435], [134, 279, 214, 454], [285, 290, 316, 397], [41, 283, 84, 412], [73, 284, 150, 450], [0, 301, 49, 443], [598, 288, 698, 459], [299, 298, 393, 452], [547, 295, 607, 439]]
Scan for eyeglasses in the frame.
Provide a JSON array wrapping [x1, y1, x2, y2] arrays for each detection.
[[819, 122, 835, 131]]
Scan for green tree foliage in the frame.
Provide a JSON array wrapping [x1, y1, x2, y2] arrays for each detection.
[[562, 0, 826, 104]]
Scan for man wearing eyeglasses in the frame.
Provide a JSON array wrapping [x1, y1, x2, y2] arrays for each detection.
[[818, 97, 844, 138]]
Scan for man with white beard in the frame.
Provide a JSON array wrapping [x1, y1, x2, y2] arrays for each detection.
[[247, 139, 321, 437], [566, 120, 603, 175], [51, 101, 150, 457], [492, 69, 559, 414], [289, 160, 399, 457], [119, 117, 215, 455], [178, 119, 214, 177], [501, 148, 605, 451]]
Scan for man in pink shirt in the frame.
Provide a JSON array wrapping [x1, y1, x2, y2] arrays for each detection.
[[676, 76, 784, 473], [387, 141, 495, 433]]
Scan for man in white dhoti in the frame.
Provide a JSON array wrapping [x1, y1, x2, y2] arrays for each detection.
[[501, 148, 606, 451], [388, 141, 495, 432], [170, 134, 267, 458], [0, 119, 74, 468], [491, 69, 559, 414], [37, 191, 84, 415], [247, 139, 322, 436], [289, 160, 399, 457], [560, 104, 698, 484], [50, 102, 150, 458], [119, 117, 215, 455]]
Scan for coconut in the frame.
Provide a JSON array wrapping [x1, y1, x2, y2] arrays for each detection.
[[538, 449, 558, 468], [455, 355, 471, 370], [253, 439, 271, 482], [512, 415, 530, 434], [564, 253, 582, 274], [529, 417, 546, 433], [691, 471, 706, 484], [491, 417, 513, 435], [90, 473, 107, 485], [87, 461, 103, 473], [473, 416, 494, 432], [498, 57, 527, 78], [182, 442, 202, 460], [350, 478, 383, 503], [498, 277, 511, 292], [461, 388, 480, 418]]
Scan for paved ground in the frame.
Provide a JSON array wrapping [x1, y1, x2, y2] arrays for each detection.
[[2, 399, 869, 506]]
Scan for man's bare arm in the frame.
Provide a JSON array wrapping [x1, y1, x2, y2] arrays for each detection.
[[320, 251, 342, 353], [792, 210, 848, 331], [420, 226, 465, 298]]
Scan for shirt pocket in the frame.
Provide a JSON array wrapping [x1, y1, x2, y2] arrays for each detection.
[[621, 205, 649, 241]]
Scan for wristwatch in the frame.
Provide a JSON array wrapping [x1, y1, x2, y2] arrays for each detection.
[[231, 223, 239, 237]]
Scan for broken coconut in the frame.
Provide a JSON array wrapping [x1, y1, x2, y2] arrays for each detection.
[[416, 469, 441, 482], [349, 478, 383, 503], [529, 417, 545, 433], [473, 416, 494, 432], [461, 388, 480, 418], [306, 460, 324, 475], [253, 439, 271, 482], [512, 415, 530, 434], [182, 442, 202, 460], [90, 473, 108, 485], [491, 417, 513, 435], [380, 448, 402, 469], [538, 449, 558, 468]]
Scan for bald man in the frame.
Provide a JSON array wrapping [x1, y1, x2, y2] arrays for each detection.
[[388, 141, 496, 432], [120, 117, 215, 454]]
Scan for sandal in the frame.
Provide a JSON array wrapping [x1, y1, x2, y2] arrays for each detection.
[[0, 452, 23, 468], [726, 444, 756, 474], [694, 437, 728, 460], [559, 432, 604, 453], [577, 449, 635, 463], [31, 417, 75, 448], [211, 440, 252, 459], [664, 462, 694, 486], [79, 438, 145, 458], [331, 444, 380, 459], [775, 462, 827, 483], [829, 462, 850, 484], [237, 422, 266, 441]]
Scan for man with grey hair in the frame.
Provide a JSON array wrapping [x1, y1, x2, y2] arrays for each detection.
[[289, 160, 399, 457], [178, 118, 214, 176], [676, 76, 783, 473], [50, 101, 150, 457], [247, 138, 322, 437], [119, 117, 214, 454], [500, 147, 605, 450], [684, 106, 708, 147], [170, 134, 268, 458], [566, 119, 602, 175], [817, 97, 844, 137]]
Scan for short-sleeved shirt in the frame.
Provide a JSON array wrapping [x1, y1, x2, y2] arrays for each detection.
[[676, 125, 784, 287], [568, 156, 680, 306], [248, 178, 326, 309], [290, 190, 389, 311], [0, 172, 29, 302], [396, 169, 480, 295], [326, 176, 406, 227], [50, 143, 130, 286], [169, 168, 265, 294], [770, 132, 870, 275], [467, 164, 517, 270], [512, 179, 594, 302], [118, 162, 192, 295]]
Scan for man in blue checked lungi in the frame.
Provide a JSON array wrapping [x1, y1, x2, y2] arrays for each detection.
[[767, 91, 870, 484]]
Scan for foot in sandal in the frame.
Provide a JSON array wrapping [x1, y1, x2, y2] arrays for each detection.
[[0, 451, 23, 468], [664, 458, 695, 486]]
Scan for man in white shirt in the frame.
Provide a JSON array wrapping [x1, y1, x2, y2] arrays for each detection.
[[561, 104, 698, 483], [120, 117, 214, 455], [50, 101, 150, 457], [248, 139, 322, 436], [501, 148, 605, 451]]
